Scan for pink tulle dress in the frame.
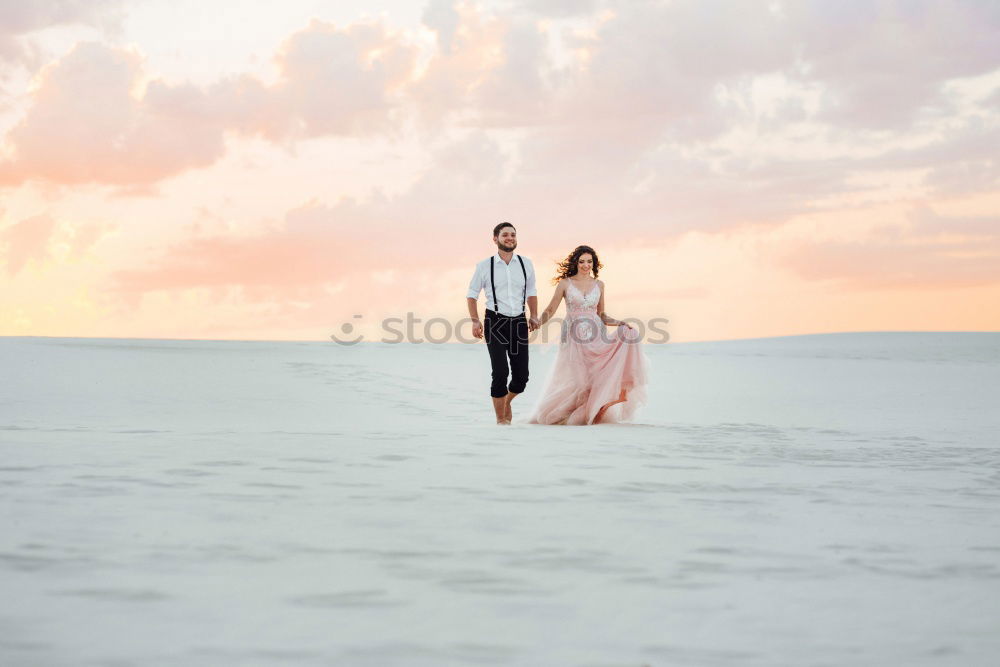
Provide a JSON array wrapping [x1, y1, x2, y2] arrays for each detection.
[[529, 279, 649, 425]]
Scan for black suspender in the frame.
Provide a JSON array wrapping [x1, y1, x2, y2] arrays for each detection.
[[489, 255, 528, 314], [490, 259, 496, 311], [518, 255, 526, 307]]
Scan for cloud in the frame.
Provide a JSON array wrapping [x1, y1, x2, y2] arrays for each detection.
[[106, 198, 377, 305], [6, 0, 1000, 323], [267, 19, 419, 138], [100, 103, 1000, 312], [0, 42, 226, 185], [779, 206, 1000, 289], [509, 0, 597, 18], [399, 1, 1000, 239], [898, 123, 1000, 195], [0, 212, 108, 276], [0, 213, 55, 275], [0, 0, 123, 69], [570, 2, 789, 131], [97, 126, 717, 315], [473, 18, 553, 124], [4, 0, 999, 195], [0, 19, 418, 185], [560, 0, 1000, 133], [422, 0, 461, 54], [0, 1, 121, 36], [101, 132, 530, 312], [785, 0, 1000, 127], [907, 205, 1000, 238], [409, 2, 510, 125]]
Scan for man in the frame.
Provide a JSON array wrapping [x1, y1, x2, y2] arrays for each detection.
[[467, 222, 540, 424]]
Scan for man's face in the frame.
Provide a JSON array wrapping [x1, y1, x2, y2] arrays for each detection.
[[495, 227, 517, 252]]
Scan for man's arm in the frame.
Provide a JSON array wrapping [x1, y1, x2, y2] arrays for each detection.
[[467, 298, 484, 339], [527, 296, 539, 320], [466, 264, 484, 339], [525, 259, 540, 330]]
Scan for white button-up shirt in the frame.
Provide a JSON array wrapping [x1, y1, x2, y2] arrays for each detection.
[[467, 253, 537, 316]]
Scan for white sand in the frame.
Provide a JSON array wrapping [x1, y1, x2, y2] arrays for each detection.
[[2, 332, 999, 665]]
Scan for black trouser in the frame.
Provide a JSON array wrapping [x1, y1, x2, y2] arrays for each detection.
[[484, 309, 529, 398]]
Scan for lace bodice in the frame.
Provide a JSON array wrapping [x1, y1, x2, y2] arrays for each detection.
[[565, 279, 601, 313]]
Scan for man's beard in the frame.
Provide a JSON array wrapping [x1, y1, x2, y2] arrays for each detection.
[[497, 240, 517, 252]]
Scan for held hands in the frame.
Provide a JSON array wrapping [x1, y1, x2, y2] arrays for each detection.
[[528, 317, 540, 332]]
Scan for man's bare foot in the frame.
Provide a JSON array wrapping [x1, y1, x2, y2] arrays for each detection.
[[492, 396, 507, 424], [504, 400, 512, 423]]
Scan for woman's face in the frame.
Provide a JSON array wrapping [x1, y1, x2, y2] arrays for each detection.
[[577, 253, 594, 276]]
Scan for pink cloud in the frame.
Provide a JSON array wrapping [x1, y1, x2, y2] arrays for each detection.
[[0, 213, 55, 275], [0, 42, 226, 186], [68, 221, 110, 258], [99, 105, 1000, 315], [0, 20, 418, 185], [410, 2, 511, 125], [5, 2, 1000, 320], [780, 207, 1000, 289], [264, 19, 418, 138], [4, 1, 998, 194], [0, 212, 112, 275], [0, 0, 122, 69], [106, 199, 381, 305]]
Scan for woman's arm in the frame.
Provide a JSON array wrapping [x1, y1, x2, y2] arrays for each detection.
[[597, 281, 631, 327], [538, 280, 566, 326]]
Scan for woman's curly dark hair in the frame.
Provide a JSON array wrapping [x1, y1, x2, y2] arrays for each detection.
[[552, 245, 603, 285]]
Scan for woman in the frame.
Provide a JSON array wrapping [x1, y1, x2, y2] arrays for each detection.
[[529, 245, 649, 425]]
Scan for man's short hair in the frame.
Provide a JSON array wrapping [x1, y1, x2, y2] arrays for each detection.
[[493, 222, 515, 237]]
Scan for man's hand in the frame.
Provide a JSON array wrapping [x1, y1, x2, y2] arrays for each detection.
[[472, 319, 484, 339], [528, 316, 540, 332]]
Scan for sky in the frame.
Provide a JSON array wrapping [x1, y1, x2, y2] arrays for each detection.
[[1, 0, 998, 343]]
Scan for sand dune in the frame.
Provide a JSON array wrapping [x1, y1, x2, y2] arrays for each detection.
[[2, 332, 999, 665]]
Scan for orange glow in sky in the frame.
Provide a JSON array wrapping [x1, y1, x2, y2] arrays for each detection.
[[2, 1, 999, 342]]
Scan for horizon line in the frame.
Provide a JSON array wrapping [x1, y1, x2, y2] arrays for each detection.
[[2, 329, 999, 346]]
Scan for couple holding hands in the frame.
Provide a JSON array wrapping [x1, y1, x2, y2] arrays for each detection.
[[467, 222, 648, 425]]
